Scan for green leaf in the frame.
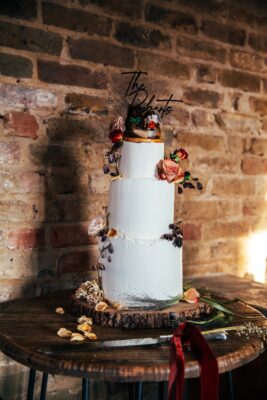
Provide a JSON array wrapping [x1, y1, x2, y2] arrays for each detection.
[[200, 296, 235, 316], [129, 116, 141, 124]]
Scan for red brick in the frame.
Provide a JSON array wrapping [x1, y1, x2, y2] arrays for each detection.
[[4, 112, 39, 140], [176, 36, 226, 63], [145, 4, 197, 34], [57, 250, 96, 275], [43, 2, 111, 36], [0, 22, 62, 55], [68, 38, 134, 68], [0, 171, 43, 194], [249, 97, 267, 114], [243, 199, 267, 217], [50, 224, 96, 247], [115, 21, 170, 49], [180, 0, 225, 16], [248, 138, 267, 157], [248, 33, 267, 53], [0, 0, 37, 20], [65, 94, 108, 116], [137, 51, 189, 80], [196, 64, 217, 84], [7, 228, 45, 249], [0, 83, 57, 109], [229, 50, 264, 73], [183, 88, 222, 108], [0, 53, 32, 78], [182, 223, 202, 240], [46, 117, 106, 142], [79, 0, 142, 19], [38, 60, 107, 89], [242, 157, 267, 175], [0, 141, 20, 164], [201, 20, 245, 46], [219, 70, 260, 92], [192, 109, 216, 127]]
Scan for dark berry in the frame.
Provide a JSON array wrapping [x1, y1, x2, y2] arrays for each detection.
[[103, 164, 110, 174], [108, 256, 111, 262], [108, 244, 114, 253]]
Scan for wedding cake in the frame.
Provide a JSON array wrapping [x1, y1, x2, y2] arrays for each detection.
[[98, 107, 184, 308]]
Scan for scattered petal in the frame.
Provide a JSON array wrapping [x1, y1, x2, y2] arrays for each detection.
[[77, 323, 92, 332], [70, 333, 86, 342], [78, 316, 93, 325], [95, 301, 108, 312], [55, 307, 65, 314], [57, 328, 72, 338], [112, 302, 128, 311], [84, 332, 98, 340]]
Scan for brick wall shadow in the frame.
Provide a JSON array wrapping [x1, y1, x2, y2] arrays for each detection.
[[21, 116, 98, 299]]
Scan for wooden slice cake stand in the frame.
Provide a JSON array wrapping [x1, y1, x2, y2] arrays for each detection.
[[70, 295, 212, 329]]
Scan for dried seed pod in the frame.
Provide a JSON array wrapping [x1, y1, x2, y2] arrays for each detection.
[[55, 307, 65, 314], [70, 333, 86, 342], [84, 332, 97, 340], [57, 328, 72, 338], [95, 301, 108, 312], [77, 323, 92, 332], [78, 316, 93, 325]]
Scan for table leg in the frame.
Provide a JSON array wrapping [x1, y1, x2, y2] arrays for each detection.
[[158, 381, 168, 400], [134, 382, 143, 400], [39, 373, 48, 400], [27, 368, 36, 400], [227, 371, 234, 400], [82, 378, 90, 400]]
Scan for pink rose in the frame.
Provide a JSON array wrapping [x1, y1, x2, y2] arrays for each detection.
[[157, 159, 185, 183]]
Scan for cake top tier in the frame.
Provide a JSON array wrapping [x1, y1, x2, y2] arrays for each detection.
[[120, 141, 164, 179]]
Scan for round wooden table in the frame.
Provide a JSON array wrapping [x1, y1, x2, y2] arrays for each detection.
[[0, 290, 266, 400]]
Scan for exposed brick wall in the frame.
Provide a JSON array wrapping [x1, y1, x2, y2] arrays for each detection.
[[1, 0, 267, 398], [0, 0, 267, 302]]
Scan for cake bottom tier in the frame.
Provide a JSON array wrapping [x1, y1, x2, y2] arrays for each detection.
[[100, 237, 182, 308]]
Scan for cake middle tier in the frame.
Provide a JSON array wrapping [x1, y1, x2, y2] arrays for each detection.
[[109, 178, 174, 239]]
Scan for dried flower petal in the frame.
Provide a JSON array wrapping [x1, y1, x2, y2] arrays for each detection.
[[95, 301, 108, 312], [107, 228, 117, 237], [78, 316, 93, 325], [112, 302, 127, 311], [88, 215, 106, 236], [84, 332, 98, 340], [183, 288, 200, 304], [75, 280, 104, 304], [70, 333, 86, 342], [55, 307, 65, 314], [57, 328, 72, 338], [77, 323, 92, 332]]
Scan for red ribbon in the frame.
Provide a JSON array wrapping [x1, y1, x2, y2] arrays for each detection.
[[168, 322, 219, 400]]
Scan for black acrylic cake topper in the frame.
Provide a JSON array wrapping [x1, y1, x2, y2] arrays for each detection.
[[122, 71, 183, 119]]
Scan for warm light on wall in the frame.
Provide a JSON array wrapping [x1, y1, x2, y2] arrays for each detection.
[[246, 231, 267, 283]]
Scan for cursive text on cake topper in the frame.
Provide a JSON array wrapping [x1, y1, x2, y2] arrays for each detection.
[[122, 71, 183, 118]]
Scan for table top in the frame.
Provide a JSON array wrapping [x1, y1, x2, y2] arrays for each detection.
[[0, 274, 266, 382]]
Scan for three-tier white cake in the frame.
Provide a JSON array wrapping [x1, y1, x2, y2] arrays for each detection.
[[100, 140, 183, 307]]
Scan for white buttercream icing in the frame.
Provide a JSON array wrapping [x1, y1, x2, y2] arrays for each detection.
[[101, 236, 183, 306], [119, 141, 164, 179], [109, 178, 174, 239]]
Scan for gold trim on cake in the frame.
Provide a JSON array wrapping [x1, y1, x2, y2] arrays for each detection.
[[124, 137, 163, 143]]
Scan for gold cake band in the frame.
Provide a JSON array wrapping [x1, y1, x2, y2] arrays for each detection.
[[124, 137, 163, 143]]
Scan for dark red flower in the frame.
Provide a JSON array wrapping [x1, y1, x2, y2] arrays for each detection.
[[175, 148, 188, 160], [109, 129, 123, 143], [148, 120, 156, 130]]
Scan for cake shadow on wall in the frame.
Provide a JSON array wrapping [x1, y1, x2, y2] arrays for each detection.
[[20, 119, 95, 299]]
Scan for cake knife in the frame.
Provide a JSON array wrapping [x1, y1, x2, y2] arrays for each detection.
[[38, 331, 227, 355]]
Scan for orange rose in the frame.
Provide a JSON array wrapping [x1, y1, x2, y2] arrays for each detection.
[[183, 288, 200, 304], [157, 159, 185, 183]]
